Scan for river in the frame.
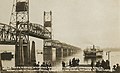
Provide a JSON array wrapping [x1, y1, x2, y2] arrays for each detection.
[[0, 49, 120, 70]]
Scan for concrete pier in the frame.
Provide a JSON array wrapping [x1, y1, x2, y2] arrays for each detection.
[[15, 39, 24, 66], [23, 41, 30, 66], [31, 41, 36, 66], [43, 47, 79, 62], [15, 39, 30, 66], [63, 49, 68, 57], [43, 47, 52, 62], [0, 53, 2, 71], [68, 49, 72, 56], [56, 48, 63, 59]]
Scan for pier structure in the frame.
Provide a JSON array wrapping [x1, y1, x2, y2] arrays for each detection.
[[0, 0, 81, 67], [0, 53, 2, 71], [10, 0, 31, 66], [31, 41, 36, 66], [43, 12, 78, 61]]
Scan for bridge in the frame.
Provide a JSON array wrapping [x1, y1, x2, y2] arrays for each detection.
[[0, 22, 51, 45], [0, 0, 81, 67]]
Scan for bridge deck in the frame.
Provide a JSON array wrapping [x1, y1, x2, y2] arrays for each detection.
[[0, 23, 81, 50]]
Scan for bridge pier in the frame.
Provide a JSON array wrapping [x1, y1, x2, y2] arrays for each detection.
[[23, 41, 30, 66], [71, 49, 74, 55], [0, 53, 2, 71], [30, 41, 36, 66], [43, 47, 52, 62], [43, 47, 57, 62], [56, 48, 63, 60], [15, 39, 30, 66], [63, 49, 68, 57], [15, 39, 24, 66], [14, 0, 30, 67], [62, 49, 77, 57], [68, 49, 73, 56]]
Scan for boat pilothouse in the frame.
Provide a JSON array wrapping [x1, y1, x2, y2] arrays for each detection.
[[83, 45, 103, 58]]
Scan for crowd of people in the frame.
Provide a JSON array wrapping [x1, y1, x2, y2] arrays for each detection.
[[33, 61, 52, 70], [112, 63, 120, 71], [95, 59, 110, 69], [69, 57, 80, 67], [62, 57, 80, 67], [41, 62, 52, 70], [62, 58, 112, 71]]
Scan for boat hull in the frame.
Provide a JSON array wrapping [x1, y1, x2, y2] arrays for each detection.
[[84, 51, 103, 58]]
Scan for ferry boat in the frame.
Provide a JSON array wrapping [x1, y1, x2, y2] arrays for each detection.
[[83, 45, 103, 58]]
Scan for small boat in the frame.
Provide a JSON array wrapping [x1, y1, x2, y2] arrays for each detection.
[[83, 45, 103, 58], [1, 51, 14, 60]]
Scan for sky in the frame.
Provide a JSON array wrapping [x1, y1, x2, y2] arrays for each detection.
[[0, 0, 120, 50]]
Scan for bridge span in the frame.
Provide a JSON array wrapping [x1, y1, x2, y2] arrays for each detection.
[[0, 0, 81, 67]]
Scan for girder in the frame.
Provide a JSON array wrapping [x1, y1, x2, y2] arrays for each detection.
[[0, 23, 51, 44], [44, 39, 81, 50], [0, 23, 80, 50], [0, 23, 16, 45], [29, 23, 51, 39]]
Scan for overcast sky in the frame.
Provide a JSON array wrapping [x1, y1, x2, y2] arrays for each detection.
[[0, 0, 120, 50]]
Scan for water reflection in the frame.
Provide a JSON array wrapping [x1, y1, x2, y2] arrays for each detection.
[[1, 49, 120, 71], [43, 50, 103, 67], [43, 53, 63, 67]]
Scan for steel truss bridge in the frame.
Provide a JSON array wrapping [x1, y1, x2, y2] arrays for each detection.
[[0, 23, 80, 50], [0, 0, 81, 67]]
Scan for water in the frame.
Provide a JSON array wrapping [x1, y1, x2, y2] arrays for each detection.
[[0, 49, 120, 69]]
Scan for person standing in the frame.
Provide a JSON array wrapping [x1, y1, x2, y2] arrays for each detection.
[[69, 59, 72, 67], [91, 60, 94, 71], [62, 61, 66, 70], [62, 61, 65, 67]]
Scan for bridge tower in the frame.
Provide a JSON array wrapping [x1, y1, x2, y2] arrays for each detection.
[[43, 11, 53, 61], [10, 0, 30, 66]]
